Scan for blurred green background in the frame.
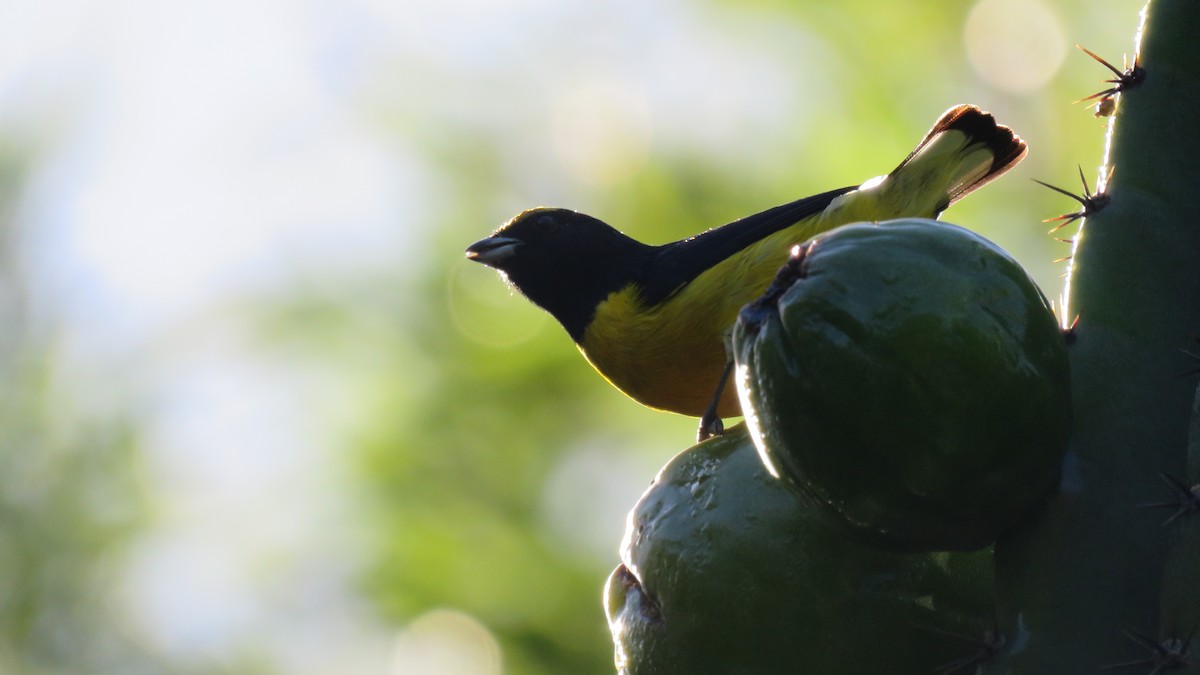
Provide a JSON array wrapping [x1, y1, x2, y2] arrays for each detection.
[[0, 0, 1141, 672]]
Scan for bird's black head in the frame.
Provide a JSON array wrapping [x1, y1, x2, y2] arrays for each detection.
[[465, 207, 651, 341]]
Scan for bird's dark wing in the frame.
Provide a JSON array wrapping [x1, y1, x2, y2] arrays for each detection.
[[637, 186, 856, 306]]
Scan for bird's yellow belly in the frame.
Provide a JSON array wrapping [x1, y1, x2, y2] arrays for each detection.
[[578, 229, 807, 417], [580, 298, 738, 417]]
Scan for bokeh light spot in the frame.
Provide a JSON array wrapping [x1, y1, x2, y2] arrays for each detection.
[[551, 79, 651, 187], [391, 609, 502, 675], [964, 0, 1066, 94], [540, 438, 664, 564], [448, 259, 548, 348]]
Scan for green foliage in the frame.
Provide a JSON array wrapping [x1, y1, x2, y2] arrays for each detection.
[[0, 148, 159, 673]]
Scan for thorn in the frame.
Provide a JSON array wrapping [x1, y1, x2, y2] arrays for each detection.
[[1074, 45, 1146, 114], [1099, 164, 1117, 191], [1137, 473, 1200, 526], [1053, 255, 1073, 263], [1100, 626, 1190, 673], [1054, 237, 1075, 244], [1078, 44, 1127, 79], [1035, 166, 1112, 232], [922, 621, 1005, 675], [1063, 315, 1080, 345], [1179, 334, 1200, 377]]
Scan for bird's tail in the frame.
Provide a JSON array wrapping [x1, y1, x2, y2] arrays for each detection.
[[814, 105, 1026, 226], [886, 104, 1028, 214]]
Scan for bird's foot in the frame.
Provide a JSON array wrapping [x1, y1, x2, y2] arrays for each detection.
[[697, 414, 724, 443]]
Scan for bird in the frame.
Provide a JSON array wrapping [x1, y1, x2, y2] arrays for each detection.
[[466, 104, 1027, 440]]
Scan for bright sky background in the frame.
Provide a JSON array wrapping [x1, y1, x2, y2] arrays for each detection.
[[0, 0, 1143, 672]]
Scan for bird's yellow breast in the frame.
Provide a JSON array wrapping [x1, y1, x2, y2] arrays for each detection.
[[578, 223, 818, 417]]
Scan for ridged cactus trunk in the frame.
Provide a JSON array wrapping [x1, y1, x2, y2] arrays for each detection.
[[989, 0, 1200, 670]]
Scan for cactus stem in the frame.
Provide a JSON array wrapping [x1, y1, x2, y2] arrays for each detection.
[[1075, 45, 1147, 105], [1137, 473, 1200, 525], [1098, 626, 1191, 673], [990, 2, 1200, 669], [1033, 167, 1113, 233]]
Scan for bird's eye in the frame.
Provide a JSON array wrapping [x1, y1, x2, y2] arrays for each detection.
[[535, 214, 559, 234]]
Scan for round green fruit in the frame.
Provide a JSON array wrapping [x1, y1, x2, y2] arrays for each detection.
[[605, 425, 995, 674], [734, 218, 1071, 552]]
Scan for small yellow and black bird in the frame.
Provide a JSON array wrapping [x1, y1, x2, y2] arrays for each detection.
[[466, 104, 1026, 439]]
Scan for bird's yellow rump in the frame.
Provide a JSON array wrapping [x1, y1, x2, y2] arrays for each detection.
[[466, 105, 1026, 426]]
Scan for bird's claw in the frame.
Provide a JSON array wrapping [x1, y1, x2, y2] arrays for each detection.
[[697, 414, 725, 443]]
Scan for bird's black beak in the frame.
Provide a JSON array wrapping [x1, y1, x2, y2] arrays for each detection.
[[465, 236, 522, 267]]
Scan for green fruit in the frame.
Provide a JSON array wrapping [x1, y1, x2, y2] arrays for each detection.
[[605, 425, 994, 674], [734, 219, 1071, 552]]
